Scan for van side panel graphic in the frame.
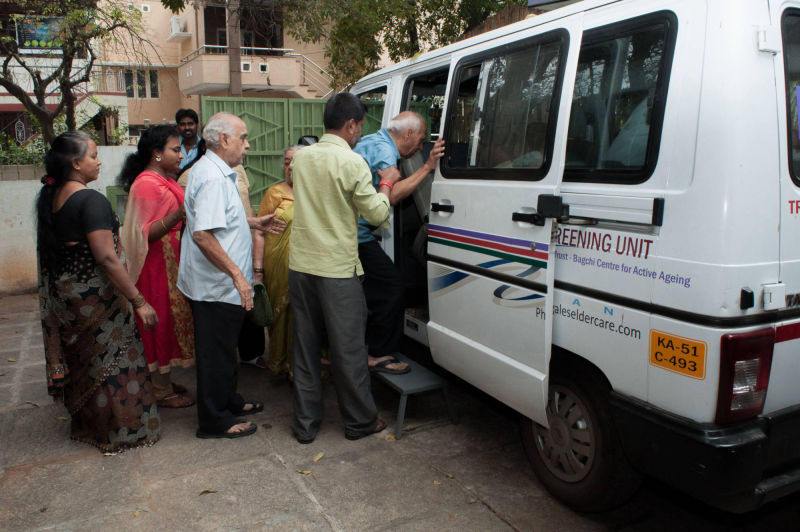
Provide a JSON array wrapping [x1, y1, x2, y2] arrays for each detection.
[[428, 224, 549, 269]]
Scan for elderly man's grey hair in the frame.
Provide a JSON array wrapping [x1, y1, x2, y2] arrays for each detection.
[[386, 111, 425, 134], [284, 144, 304, 156], [203, 113, 239, 150]]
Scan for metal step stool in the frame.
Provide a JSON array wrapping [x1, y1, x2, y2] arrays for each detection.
[[372, 352, 456, 439]]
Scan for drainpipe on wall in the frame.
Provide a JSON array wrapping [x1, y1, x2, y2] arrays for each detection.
[[227, 0, 242, 97], [194, 1, 200, 50]]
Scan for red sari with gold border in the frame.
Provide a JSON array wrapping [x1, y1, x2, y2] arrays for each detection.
[[121, 171, 194, 373]]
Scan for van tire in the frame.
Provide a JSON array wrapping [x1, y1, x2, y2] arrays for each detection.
[[521, 367, 641, 512]]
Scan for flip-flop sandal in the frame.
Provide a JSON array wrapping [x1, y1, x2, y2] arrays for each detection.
[[241, 357, 268, 369], [235, 400, 264, 416], [345, 418, 388, 440], [196, 422, 257, 439], [157, 394, 196, 408], [369, 357, 411, 375]]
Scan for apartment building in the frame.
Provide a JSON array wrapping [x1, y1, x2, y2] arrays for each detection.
[[1, 0, 334, 143]]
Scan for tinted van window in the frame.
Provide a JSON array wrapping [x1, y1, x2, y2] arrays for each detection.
[[442, 31, 567, 180], [565, 13, 676, 183], [358, 87, 388, 136], [783, 11, 800, 183]]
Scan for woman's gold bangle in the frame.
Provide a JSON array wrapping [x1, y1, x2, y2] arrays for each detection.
[[253, 267, 264, 274], [130, 293, 147, 309], [160, 218, 169, 232]]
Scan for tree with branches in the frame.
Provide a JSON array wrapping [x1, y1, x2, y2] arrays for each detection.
[[139, 0, 526, 89], [284, 0, 527, 87], [0, 0, 150, 145]]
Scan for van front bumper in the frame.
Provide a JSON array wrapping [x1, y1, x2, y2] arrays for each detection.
[[609, 393, 800, 513]]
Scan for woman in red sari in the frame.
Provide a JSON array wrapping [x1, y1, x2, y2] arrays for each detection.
[[119, 126, 195, 408]]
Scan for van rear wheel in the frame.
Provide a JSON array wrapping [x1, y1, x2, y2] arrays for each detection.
[[521, 369, 641, 512]]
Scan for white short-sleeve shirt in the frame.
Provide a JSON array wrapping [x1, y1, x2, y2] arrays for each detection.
[[177, 150, 253, 305]]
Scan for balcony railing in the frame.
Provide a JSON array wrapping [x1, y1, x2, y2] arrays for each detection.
[[91, 70, 127, 94], [180, 45, 334, 97], [181, 45, 295, 62]]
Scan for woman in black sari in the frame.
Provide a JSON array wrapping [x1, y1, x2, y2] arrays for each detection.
[[36, 131, 162, 452]]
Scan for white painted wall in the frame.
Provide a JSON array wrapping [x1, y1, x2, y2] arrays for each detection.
[[0, 146, 135, 294]]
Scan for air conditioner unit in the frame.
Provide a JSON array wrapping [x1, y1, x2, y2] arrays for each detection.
[[170, 16, 182, 35], [241, 62, 251, 73], [259, 63, 269, 74]]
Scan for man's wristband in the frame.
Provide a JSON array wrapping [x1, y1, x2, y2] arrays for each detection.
[[378, 180, 394, 190]]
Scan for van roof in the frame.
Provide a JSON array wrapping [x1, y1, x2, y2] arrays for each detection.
[[353, 0, 619, 86]]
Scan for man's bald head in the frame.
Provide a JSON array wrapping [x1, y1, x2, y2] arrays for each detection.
[[387, 111, 425, 136], [387, 111, 428, 159]]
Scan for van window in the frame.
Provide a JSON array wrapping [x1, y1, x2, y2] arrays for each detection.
[[564, 13, 676, 183], [358, 87, 387, 136], [442, 31, 568, 180], [783, 11, 800, 183], [402, 69, 448, 143]]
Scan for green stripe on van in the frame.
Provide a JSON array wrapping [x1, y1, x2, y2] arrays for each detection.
[[428, 236, 548, 269]]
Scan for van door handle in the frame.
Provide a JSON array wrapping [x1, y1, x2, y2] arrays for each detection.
[[431, 202, 455, 213], [512, 212, 545, 225], [512, 195, 569, 226]]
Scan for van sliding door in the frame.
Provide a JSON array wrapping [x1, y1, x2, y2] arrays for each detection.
[[427, 28, 573, 425]]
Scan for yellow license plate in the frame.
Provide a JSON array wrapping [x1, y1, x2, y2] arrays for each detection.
[[649, 330, 707, 380]]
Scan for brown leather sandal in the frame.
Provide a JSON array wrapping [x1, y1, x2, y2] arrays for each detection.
[[157, 393, 195, 408]]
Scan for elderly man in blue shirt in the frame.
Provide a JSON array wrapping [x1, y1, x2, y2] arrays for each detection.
[[353, 111, 444, 374], [178, 112, 284, 439]]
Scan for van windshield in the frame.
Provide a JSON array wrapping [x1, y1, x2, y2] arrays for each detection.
[[783, 11, 800, 182]]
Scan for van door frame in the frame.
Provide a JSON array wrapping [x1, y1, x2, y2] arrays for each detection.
[[425, 19, 583, 426]]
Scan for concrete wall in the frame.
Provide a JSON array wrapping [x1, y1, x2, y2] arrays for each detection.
[[0, 146, 135, 295]]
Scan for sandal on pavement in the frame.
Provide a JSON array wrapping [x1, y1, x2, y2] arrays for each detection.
[[157, 393, 195, 408], [196, 421, 257, 439], [345, 418, 387, 441], [369, 357, 410, 375], [241, 357, 268, 369], [234, 400, 264, 416]]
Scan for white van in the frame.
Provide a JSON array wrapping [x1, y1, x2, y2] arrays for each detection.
[[350, 0, 800, 513]]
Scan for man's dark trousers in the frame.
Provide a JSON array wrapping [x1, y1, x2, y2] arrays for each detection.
[[190, 299, 247, 433], [289, 269, 378, 441], [358, 239, 404, 356]]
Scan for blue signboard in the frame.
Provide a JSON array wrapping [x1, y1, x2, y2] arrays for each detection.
[[16, 17, 62, 54]]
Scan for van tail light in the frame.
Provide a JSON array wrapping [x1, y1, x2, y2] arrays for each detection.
[[715, 328, 774, 425]]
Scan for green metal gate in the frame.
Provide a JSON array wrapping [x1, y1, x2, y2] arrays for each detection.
[[289, 99, 326, 147], [202, 96, 392, 206], [202, 97, 327, 206]]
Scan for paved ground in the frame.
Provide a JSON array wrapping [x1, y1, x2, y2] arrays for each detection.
[[1, 293, 799, 531]]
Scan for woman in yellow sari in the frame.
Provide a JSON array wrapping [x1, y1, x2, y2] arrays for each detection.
[[255, 145, 302, 377]]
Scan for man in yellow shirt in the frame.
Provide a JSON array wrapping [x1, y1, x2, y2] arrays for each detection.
[[288, 93, 400, 443]]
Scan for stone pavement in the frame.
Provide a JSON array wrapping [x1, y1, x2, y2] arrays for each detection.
[[2, 293, 799, 531], [0, 293, 598, 531]]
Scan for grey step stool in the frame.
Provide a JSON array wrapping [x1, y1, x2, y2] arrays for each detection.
[[372, 352, 456, 439]]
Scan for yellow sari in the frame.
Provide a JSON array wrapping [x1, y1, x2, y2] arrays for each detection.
[[258, 182, 294, 375]]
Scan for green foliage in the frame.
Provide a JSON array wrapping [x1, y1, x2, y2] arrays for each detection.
[[0, 113, 68, 164], [285, 0, 526, 87], [0, 133, 44, 165], [107, 122, 129, 146]]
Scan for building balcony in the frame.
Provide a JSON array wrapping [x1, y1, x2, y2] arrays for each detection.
[[177, 46, 333, 97]]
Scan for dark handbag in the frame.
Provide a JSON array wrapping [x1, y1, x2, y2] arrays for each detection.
[[247, 281, 273, 327]]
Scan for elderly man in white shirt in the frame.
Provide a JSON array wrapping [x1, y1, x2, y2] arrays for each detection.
[[178, 112, 283, 439]]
